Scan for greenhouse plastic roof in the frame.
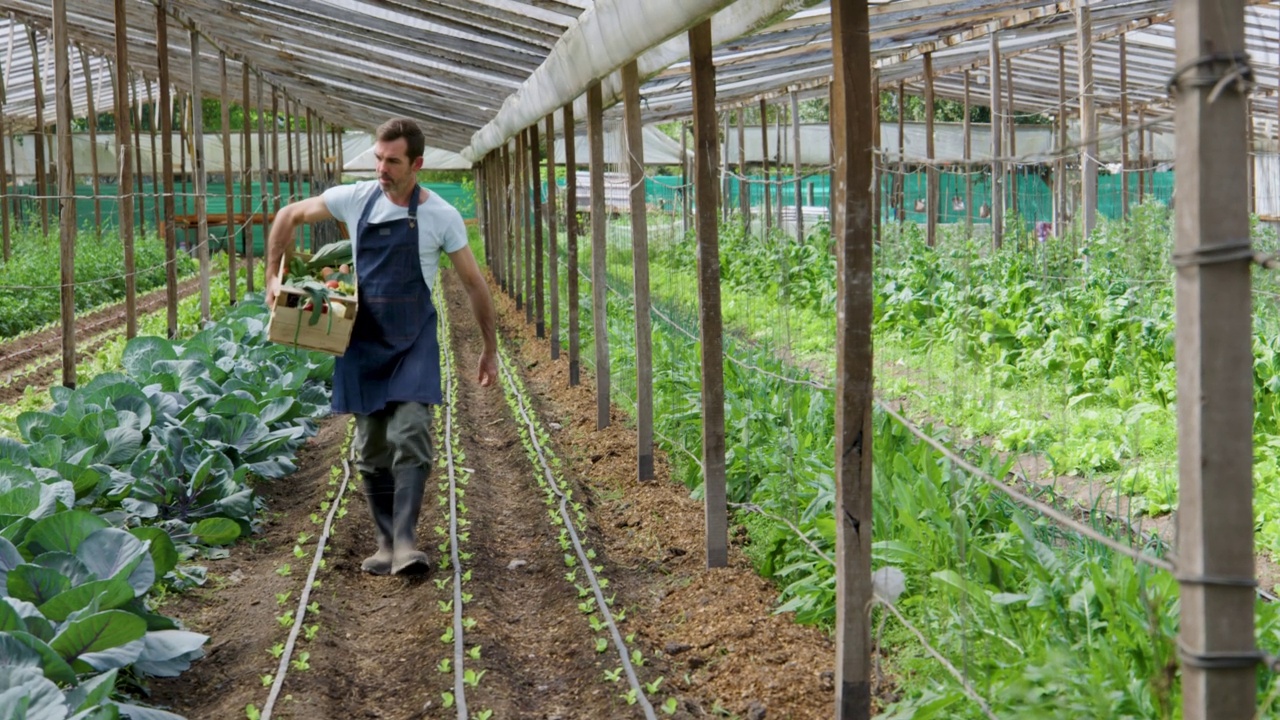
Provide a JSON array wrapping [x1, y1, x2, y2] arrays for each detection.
[[1, 0, 1278, 161]]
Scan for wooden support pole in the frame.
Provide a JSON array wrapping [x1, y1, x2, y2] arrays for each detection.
[[190, 29, 210, 324], [523, 128, 533, 323], [284, 99, 295, 204], [78, 48, 101, 233], [871, 76, 880, 243], [990, 29, 1004, 249], [241, 63, 254, 291], [564, 102, 580, 386], [1121, 34, 1130, 218], [28, 29, 48, 237], [546, 112, 560, 359], [220, 51, 236, 303], [114, 0, 136, 338], [55, 0, 77, 387], [775, 106, 784, 220], [531, 123, 545, 338], [1172, 2, 1256, 719], [271, 87, 280, 222], [1138, 106, 1146, 206], [145, 79, 159, 235], [1248, 98, 1257, 215], [831, 0, 874, 716], [738, 109, 749, 228], [722, 112, 731, 223], [623, 60, 655, 481], [792, 89, 803, 242], [131, 76, 145, 237], [179, 95, 188, 218], [498, 144, 508, 294], [761, 98, 771, 231], [156, 0, 177, 338], [587, 81, 610, 430], [1057, 47, 1068, 235], [1077, 6, 1098, 241], [681, 120, 691, 236], [689, 19, 728, 569], [963, 70, 973, 236], [1006, 59, 1017, 218], [897, 82, 905, 226], [924, 53, 937, 247], [258, 76, 270, 293], [504, 142, 514, 298], [0, 61, 8, 262]]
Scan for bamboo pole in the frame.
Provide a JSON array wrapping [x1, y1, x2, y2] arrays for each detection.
[[831, 0, 874, 715], [55, 0, 77, 387], [1057, 47, 1068, 235], [689, 18, 727, 569], [1172, 2, 1256, 718], [587, 81, 610, 430], [896, 81, 905, 226], [1006, 58, 1017, 219], [131, 75, 145, 237], [115, 0, 136, 338], [0, 58, 8, 262], [146, 79, 159, 235]]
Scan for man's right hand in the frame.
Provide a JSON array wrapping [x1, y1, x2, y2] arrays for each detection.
[[265, 274, 282, 307]]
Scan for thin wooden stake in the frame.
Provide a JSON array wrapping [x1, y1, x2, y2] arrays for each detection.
[[1172, 2, 1256, 718], [792, 89, 803, 243], [220, 51, 236, 303], [1121, 34, 1131, 218], [1006, 59, 1017, 218], [564, 102, 579, 385], [1057, 47, 1068, 235], [963, 70, 973, 236], [990, 29, 1003, 249], [831, 0, 874, 716], [761, 98, 771, 231], [114, 0, 136, 338], [531, 123, 545, 338], [78, 48, 101, 233], [28, 28, 48, 237], [241, 63, 254, 291], [587, 82, 610, 430], [622, 60, 655, 481], [690, 19, 728, 569], [1077, 6, 1098, 240], [546, 112, 559, 359], [190, 29, 210, 324], [55, 0, 76, 387], [924, 53, 936, 247], [738, 109, 749, 229], [156, 0, 177, 338]]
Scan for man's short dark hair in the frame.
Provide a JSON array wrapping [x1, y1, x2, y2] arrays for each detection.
[[375, 118, 425, 161]]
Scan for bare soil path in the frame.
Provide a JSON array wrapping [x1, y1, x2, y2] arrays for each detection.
[[148, 271, 838, 720]]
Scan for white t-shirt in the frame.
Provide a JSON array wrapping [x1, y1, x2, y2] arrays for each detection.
[[321, 180, 468, 289]]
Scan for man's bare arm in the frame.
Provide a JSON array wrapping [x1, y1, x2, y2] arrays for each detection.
[[447, 246, 498, 386], [266, 196, 335, 303]]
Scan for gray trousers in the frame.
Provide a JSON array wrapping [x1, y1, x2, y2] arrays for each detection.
[[352, 401, 435, 477]]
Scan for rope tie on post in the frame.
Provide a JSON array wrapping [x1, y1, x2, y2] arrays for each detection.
[[1170, 240, 1254, 268], [1165, 52, 1255, 103]]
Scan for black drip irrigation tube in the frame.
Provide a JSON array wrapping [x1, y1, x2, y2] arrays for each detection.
[[262, 420, 355, 720], [439, 290, 472, 719], [495, 337, 658, 720]]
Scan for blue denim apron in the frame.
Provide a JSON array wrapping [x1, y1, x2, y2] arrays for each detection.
[[331, 187, 441, 415]]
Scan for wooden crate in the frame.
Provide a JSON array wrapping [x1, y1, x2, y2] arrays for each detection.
[[266, 254, 358, 356]]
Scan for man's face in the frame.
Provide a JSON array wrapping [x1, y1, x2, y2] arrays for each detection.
[[373, 138, 422, 197]]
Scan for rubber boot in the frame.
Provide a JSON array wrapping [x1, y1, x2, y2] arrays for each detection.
[[390, 465, 432, 576], [360, 470, 396, 575]]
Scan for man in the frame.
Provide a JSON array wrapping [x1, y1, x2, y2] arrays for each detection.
[[266, 118, 497, 576]]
